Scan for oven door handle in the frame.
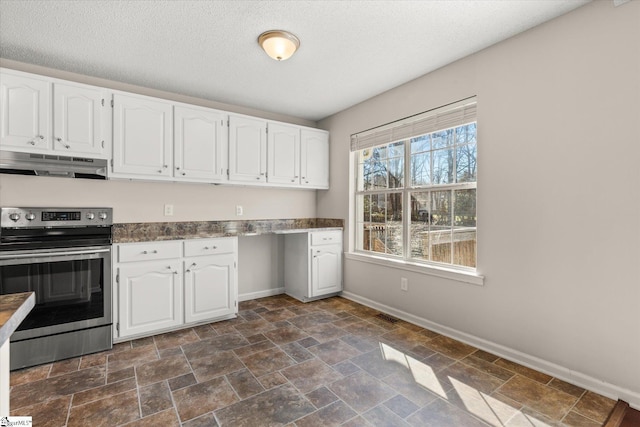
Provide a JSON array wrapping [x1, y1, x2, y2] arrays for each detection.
[[0, 248, 111, 261]]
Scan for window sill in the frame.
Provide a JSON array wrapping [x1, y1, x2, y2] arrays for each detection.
[[344, 252, 485, 286]]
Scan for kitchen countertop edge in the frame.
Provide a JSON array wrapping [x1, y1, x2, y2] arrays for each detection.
[[113, 218, 344, 244], [0, 292, 35, 346]]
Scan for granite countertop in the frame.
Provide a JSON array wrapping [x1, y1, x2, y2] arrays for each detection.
[[113, 218, 344, 243], [0, 292, 35, 346]]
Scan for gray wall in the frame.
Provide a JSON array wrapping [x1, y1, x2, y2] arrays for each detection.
[[319, 0, 640, 405]]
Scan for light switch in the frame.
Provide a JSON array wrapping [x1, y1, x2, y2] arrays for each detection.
[[164, 204, 174, 216]]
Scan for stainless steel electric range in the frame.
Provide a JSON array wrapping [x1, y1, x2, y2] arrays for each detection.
[[0, 207, 113, 370]]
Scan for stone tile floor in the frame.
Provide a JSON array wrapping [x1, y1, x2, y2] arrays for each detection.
[[9, 295, 617, 426]]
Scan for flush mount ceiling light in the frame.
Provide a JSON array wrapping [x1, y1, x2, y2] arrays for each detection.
[[258, 30, 300, 61]]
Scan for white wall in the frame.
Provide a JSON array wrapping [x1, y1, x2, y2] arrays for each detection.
[[238, 235, 285, 300], [319, 0, 640, 405]]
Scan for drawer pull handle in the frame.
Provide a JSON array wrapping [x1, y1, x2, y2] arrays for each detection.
[[186, 262, 197, 272], [142, 250, 158, 254]]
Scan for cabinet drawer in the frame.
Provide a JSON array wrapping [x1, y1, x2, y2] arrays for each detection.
[[310, 230, 342, 246], [184, 237, 236, 257], [117, 241, 182, 263]]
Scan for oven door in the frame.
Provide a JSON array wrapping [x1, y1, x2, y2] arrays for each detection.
[[0, 246, 112, 341]]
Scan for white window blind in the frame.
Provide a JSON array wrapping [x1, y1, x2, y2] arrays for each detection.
[[350, 96, 477, 152]]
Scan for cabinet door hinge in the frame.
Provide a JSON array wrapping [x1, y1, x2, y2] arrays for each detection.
[[235, 300, 237, 307], [226, 169, 229, 176], [101, 98, 105, 107], [101, 140, 105, 148], [110, 158, 114, 168], [111, 99, 114, 108], [227, 119, 230, 127], [116, 323, 120, 332], [115, 273, 119, 283], [234, 261, 237, 269]]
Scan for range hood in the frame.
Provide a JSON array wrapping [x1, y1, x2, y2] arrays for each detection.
[[0, 150, 107, 179]]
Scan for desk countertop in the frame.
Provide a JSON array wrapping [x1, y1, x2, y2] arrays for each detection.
[[113, 218, 343, 243], [0, 292, 35, 346]]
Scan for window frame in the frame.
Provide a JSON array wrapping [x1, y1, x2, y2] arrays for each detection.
[[351, 99, 483, 285]]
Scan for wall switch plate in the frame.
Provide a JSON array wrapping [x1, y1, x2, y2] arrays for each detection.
[[400, 278, 408, 291], [236, 205, 243, 216], [164, 204, 174, 216]]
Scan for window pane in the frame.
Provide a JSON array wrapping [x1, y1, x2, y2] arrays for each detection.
[[433, 148, 454, 184], [455, 123, 476, 145], [456, 142, 477, 183], [410, 135, 430, 153], [409, 192, 430, 261], [454, 189, 476, 227], [369, 158, 387, 189], [432, 129, 454, 149], [385, 193, 403, 256], [387, 157, 403, 188], [373, 145, 387, 159], [388, 141, 404, 158], [454, 189, 476, 268], [430, 190, 452, 264], [410, 151, 430, 187]]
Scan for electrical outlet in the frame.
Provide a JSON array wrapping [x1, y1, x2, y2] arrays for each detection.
[[164, 204, 174, 216], [400, 278, 408, 291], [236, 205, 243, 216]]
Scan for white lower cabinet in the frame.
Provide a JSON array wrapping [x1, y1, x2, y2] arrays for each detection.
[[114, 238, 237, 340], [184, 238, 237, 323], [284, 230, 343, 302], [117, 260, 183, 338]]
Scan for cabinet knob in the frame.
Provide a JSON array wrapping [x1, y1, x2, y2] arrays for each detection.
[[182, 172, 186, 176], [163, 165, 168, 168], [158, 170, 163, 173]]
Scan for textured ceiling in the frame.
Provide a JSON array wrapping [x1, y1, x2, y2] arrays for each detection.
[[0, 0, 590, 121]]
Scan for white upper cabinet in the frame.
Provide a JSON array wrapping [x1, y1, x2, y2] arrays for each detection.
[[1, 68, 330, 189], [0, 72, 50, 152], [174, 105, 227, 182], [267, 122, 300, 185], [301, 128, 329, 189], [228, 115, 267, 183], [0, 70, 109, 158], [112, 93, 173, 178], [53, 83, 105, 156]]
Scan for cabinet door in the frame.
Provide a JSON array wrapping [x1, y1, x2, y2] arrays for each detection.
[[0, 72, 51, 151], [184, 253, 236, 323], [112, 93, 172, 177], [174, 105, 227, 182], [267, 122, 300, 185], [53, 83, 105, 156], [117, 261, 182, 338], [300, 129, 329, 189], [310, 244, 342, 296], [228, 115, 267, 183]]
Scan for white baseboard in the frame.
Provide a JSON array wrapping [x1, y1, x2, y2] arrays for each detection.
[[239, 287, 285, 302], [341, 291, 640, 410]]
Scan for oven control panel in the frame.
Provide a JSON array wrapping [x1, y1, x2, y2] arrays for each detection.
[[1, 207, 113, 228]]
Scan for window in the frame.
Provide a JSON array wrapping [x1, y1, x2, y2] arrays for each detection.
[[353, 98, 477, 270]]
